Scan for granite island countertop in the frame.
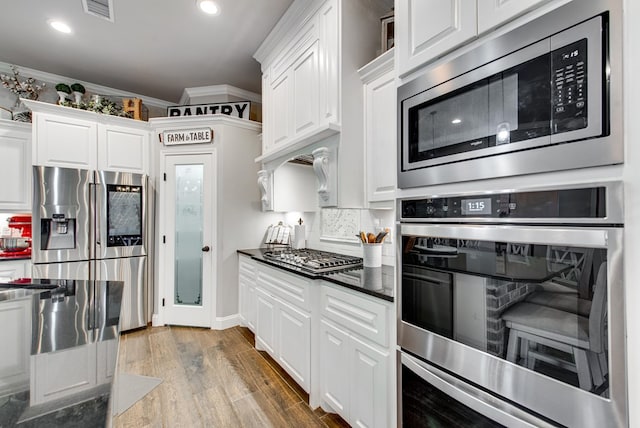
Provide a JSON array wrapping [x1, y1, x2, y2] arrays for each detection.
[[0, 279, 123, 427], [238, 248, 394, 302]]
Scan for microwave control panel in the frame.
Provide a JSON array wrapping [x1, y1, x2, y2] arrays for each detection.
[[401, 187, 605, 220], [551, 38, 588, 133]]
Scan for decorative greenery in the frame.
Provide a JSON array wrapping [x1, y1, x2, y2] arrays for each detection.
[[60, 96, 133, 118], [0, 65, 45, 102], [71, 83, 86, 94], [55, 83, 71, 93]]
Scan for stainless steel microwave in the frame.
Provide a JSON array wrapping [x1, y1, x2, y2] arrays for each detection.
[[397, 0, 623, 188]]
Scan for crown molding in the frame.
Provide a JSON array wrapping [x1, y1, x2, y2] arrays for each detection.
[[0, 61, 172, 109], [178, 85, 262, 105]]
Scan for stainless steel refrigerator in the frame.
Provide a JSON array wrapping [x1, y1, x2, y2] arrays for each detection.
[[32, 166, 148, 331]]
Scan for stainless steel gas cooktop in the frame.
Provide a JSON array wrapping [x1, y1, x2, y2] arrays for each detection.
[[262, 249, 363, 273]]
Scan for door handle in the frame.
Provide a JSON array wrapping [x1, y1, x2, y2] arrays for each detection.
[[202, 246, 210, 252]]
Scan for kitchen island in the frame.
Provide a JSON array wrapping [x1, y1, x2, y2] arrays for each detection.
[[0, 279, 123, 427]]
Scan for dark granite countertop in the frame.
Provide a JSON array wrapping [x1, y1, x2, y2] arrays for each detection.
[[238, 248, 394, 302], [0, 279, 123, 427]]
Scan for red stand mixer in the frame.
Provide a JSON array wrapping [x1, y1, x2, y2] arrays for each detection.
[[0, 214, 32, 258]]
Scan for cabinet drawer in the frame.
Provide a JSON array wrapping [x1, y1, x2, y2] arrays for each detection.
[[239, 256, 257, 278], [321, 284, 389, 347], [257, 265, 311, 312]]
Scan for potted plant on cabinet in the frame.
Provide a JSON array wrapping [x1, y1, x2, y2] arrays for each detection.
[[55, 83, 71, 104], [71, 83, 85, 105]]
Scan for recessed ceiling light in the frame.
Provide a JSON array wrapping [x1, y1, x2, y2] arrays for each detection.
[[197, 0, 220, 15], [451, 118, 462, 124], [49, 20, 72, 34]]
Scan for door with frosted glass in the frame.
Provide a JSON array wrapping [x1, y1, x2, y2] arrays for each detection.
[[163, 153, 215, 327]]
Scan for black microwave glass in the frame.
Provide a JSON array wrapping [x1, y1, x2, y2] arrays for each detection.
[[106, 184, 143, 247], [407, 39, 588, 164]]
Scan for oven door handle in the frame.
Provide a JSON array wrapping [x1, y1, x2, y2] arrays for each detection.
[[402, 272, 450, 285], [400, 223, 609, 248], [401, 352, 555, 428]]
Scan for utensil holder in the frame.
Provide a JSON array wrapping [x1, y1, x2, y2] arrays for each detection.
[[362, 243, 382, 267]]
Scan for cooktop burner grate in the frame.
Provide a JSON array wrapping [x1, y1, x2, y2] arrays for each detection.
[[263, 248, 363, 273]]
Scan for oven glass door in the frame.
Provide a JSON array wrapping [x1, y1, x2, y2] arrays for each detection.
[[401, 227, 612, 398]]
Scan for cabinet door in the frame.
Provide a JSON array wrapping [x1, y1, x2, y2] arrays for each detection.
[[246, 283, 257, 332], [34, 113, 97, 169], [0, 260, 26, 283], [239, 257, 258, 332], [350, 335, 389, 428], [30, 343, 98, 405], [261, 72, 272, 153], [477, 0, 550, 33], [320, 319, 350, 418], [292, 40, 320, 136], [318, 0, 339, 125], [365, 68, 396, 202], [396, 0, 477, 77], [255, 288, 277, 356], [0, 124, 31, 210], [98, 124, 149, 174], [277, 300, 311, 392], [0, 298, 31, 395], [270, 72, 291, 148]]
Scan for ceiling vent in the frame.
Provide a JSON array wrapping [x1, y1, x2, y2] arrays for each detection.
[[82, 0, 115, 22]]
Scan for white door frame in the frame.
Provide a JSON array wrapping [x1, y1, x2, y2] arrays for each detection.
[[157, 148, 217, 328]]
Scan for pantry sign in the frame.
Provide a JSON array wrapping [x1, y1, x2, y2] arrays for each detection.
[[161, 128, 213, 146], [167, 101, 250, 119]]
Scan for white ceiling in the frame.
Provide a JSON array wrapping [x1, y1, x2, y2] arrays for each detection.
[[0, 0, 294, 103]]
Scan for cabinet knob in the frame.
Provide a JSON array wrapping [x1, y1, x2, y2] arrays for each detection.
[[202, 246, 210, 252]]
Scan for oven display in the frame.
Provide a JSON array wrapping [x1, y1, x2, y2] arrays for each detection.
[[461, 198, 491, 215]]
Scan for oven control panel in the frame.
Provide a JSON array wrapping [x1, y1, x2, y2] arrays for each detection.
[[401, 186, 606, 220]]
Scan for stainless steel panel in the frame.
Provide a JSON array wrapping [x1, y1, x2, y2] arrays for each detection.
[[32, 166, 92, 264], [397, 227, 626, 427], [96, 256, 146, 331], [399, 351, 554, 428], [32, 260, 90, 281], [398, 181, 624, 225], [397, 0, 623, 188], [95, 170, 147, 260]]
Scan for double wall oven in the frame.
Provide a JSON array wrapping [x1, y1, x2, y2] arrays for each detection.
[[397, 182, 626, 427]]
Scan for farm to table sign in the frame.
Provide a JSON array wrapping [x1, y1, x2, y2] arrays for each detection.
[[167, 101, 250, 119]]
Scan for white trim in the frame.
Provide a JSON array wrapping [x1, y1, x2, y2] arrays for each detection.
[[211, 314, 241, 330], [0, 118, 31, 132], [21, 99, 150, 129], [150, 115, 262, 133], [357, 48, 395, 83], [0, 61, 172, 108], [179, 85, 262, 105], [151, 313, 163, 327], [253, 0, 323, 67]]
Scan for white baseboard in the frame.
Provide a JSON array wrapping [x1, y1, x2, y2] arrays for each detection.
[[212, 313, 241, 330], [151, 313, 163, 327]]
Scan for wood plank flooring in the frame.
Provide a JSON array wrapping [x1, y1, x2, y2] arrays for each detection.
[[113, 326, 350, 428]]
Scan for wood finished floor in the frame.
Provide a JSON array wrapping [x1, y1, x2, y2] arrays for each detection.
[[113, 325, 350, 428]]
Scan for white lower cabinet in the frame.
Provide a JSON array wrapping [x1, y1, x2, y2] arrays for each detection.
[[238, 255, 257, 332], [319, 284, 391, 428], [0, 298, 31, 396], [0, 259, 30, 283], [239, 258, 394, 424], [254, 264, 312, 392]]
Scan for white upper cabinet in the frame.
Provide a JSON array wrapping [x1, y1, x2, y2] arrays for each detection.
[[25, 100, 150, 174], [397, 0, 556, 77], [97, 123, 149, 173], [0, 121, 32, 211], [359, 49, 396, 203], [477, 0, 551, 33], [396, 0, 477, 77], [255, 0, 386, 209], [34, 112, 97, 170]]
